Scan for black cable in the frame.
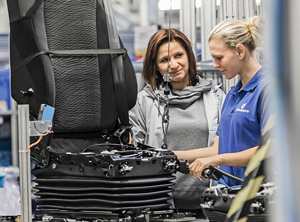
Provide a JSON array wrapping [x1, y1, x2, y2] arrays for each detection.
[[82, 143, 133, 152], [161, 0, 173, 149], [203, 165, 244, 183]]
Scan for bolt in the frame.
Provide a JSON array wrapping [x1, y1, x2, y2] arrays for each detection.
[[52, 163, 57, 169]]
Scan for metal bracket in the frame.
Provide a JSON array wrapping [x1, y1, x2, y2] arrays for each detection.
[[29, 121, 51, 136]]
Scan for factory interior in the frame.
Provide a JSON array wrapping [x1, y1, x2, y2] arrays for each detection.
[[1, 0, 300, 221]]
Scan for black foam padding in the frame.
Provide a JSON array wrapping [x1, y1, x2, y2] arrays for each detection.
[[33, 175, 174, 213], [33, 175, 176, 185], [34, 182, 174, 192], [37, 203, 172, 212], [8, 0, 137, 135], [35, 189, 171, 198], [44, 0, 102, 133], [36, 197, 172, 206]]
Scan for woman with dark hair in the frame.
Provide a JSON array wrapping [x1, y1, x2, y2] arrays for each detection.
[[142, 28, 199, 89], [129, 28, 225, 217]]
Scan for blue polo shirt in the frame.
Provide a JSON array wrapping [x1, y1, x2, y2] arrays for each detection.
[[216, 66, 270, 186]]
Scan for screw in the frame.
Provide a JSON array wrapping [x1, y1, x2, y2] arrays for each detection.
[[52, 163, 57, 169]]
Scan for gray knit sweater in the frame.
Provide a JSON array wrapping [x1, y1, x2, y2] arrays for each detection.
[[129, 76, 225, 209]]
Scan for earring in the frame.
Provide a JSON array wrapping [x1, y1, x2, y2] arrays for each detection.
[[239, 57, 242, 61]]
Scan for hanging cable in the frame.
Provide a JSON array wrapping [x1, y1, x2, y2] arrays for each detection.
[[25, 129, 53, 151], [166, 0, 172, 77], [26, 135, 43, 151], [161, 0, 173, 149]]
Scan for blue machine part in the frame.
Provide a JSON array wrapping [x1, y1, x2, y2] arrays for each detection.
[[0, 68, 10, 110], [40, 105, 55, 121], [0, 175, 5, 188]]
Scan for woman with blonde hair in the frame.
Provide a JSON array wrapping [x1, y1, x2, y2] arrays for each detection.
[[175, 16, 271, 187]]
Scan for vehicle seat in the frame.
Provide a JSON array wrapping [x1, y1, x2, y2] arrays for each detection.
[[7, 0, 137, 153]]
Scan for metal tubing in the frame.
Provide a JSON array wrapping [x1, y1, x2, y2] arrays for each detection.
[[18, 104, 32, 222], [180, 0, 197, 60], [11, 101, 19, 167]]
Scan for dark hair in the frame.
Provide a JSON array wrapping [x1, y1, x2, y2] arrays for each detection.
[[143, 28, 198, 89]]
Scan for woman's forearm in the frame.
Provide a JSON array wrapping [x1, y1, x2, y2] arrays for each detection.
[[174, 136, 219, 162], [174, 147, 218, 162], [217, 146, 259, 167]]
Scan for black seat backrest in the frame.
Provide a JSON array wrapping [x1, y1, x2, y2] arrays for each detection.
[[7, 0, 137, 140]]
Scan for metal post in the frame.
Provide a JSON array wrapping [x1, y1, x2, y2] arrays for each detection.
[[18, 104, 32, 222], [11, 100, 18, 167], [139, 0, 149, 26], [180, 0, 197, 60], [200, 0, 217, 61], [148, 0, 158, 25]]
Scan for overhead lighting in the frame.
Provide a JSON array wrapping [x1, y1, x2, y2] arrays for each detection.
[[196, 0, 220, 8], [158, 0, 180, 11], [158, 0, 215, 10], [256, 0, 261, 6]]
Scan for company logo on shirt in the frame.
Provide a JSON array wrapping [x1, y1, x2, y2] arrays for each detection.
[[236, 103, 250, 113]]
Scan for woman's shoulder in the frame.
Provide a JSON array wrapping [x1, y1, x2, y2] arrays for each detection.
[[200, 79, 226, 107], [202, 78, 225, 95], [138, 84, 155, 97], [136, 84, 161, 104]]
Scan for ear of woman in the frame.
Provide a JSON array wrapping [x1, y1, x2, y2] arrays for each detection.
[[236, 44, 245, 60]]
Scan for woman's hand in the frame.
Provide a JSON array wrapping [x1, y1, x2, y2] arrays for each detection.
[[189, 155, 220, 179]]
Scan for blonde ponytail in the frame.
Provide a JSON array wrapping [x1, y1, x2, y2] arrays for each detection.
[[208, 16, 264, 52]]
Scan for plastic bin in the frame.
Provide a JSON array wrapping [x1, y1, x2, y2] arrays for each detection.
[[0, 116, 11, 139], [0, 175, 4, 188], [0, 139, 12, 166], [0, 167, 21, 216]]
